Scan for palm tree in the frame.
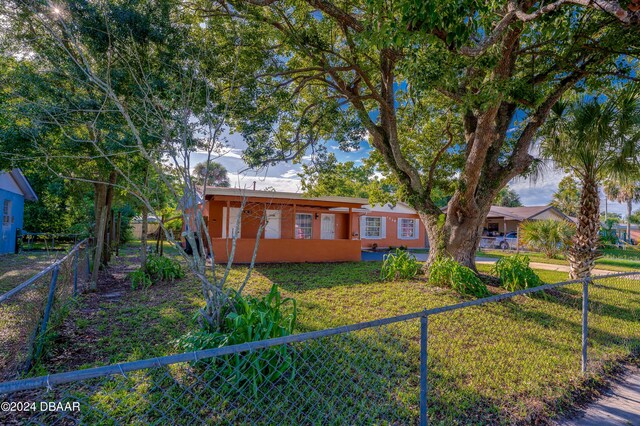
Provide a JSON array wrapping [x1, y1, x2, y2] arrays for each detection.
[[192, 161, 230, 188], [542, 92, 640, 278], [603, 179, 640, 242]]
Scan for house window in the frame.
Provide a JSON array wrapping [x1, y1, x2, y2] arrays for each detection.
[[2, 200, 10, 226], [399, 218, 417, 239], [364, 217, 382, 238], [295, 213, 313, 239]]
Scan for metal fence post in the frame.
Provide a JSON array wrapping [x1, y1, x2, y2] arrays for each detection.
[[581, 276, 590, 373], [420, 314, 428, 426], [73, 249, 79, 296], [35, 266, 59, 359], [86, 244, 91, 276]]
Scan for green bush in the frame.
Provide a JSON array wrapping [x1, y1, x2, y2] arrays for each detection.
[[146, 255, 185, 281], [129, 255, 184, 289], [380, 248, 420, 281], [520, 219, 575, 258], [492, 254, 543, 292], [177, 284, 297, 394], [428, 257, 489, 298], [129, 269, 152, 290]]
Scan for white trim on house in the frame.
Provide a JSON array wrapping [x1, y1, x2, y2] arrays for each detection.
[[0, 169, 38, 201], [363, 202, 416, 214]]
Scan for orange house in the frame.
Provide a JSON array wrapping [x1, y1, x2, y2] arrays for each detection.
[[360, 203, 427, 250], [204, 188, 368, 263]]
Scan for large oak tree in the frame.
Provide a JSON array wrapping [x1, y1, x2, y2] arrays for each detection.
[[206, 0, 640, 270]]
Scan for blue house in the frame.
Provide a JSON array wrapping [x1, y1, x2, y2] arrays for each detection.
[[0, 169, 38, 254]]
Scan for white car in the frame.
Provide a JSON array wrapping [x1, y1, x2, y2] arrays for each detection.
[[494, 232, 518, 250]]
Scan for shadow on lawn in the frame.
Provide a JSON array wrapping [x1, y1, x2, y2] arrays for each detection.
[[255, 262, 384, 291], [12, 296, 630, 425]]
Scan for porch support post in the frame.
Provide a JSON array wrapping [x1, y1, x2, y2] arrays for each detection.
[[225, 200, 230, 239], [348, 207, 353, 239], [292, 203, 297, 239]]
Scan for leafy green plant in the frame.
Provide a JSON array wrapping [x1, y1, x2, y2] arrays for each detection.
[[146, 255, 184, 282], [129, 255, 184, 289], [492, 254, 543, 292], [129, 269, 152, 290], [177, 284, 297, 394], [600, 219, 620, 246], [380, 248, 420, 281], [519, 219, 575, 258], [428, 257, 489, 297]]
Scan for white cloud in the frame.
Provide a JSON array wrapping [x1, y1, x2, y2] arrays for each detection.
[[227, 172, 302, 192], [280, 169, 299, 178]]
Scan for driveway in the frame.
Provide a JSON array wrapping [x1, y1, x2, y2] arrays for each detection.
[[555, 365, 640, 425]]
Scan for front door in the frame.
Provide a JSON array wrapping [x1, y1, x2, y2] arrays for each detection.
[[320, 214, 335, 240], [222, 207, 242, 238], [264, 209, 281, 239]]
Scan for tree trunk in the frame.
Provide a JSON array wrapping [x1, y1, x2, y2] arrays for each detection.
[[115, 211, 121, 257], [422, 199, 494, 273], [90, 194, 108, 290], [140, 167, 149, 270], [568, 175, 601, 279], [102, 173, 117, 265], [141, 205, 148, 271]]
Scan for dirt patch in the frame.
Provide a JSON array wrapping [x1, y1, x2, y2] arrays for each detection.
[[43, 254, 140, 372]]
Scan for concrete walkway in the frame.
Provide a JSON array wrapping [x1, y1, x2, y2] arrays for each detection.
[[475, 258, 629, 277], [556, 366, 640, 426]]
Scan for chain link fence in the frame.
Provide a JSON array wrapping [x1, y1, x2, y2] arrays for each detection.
[[0, 240, 92, 381], [0, 271, 637, 425]]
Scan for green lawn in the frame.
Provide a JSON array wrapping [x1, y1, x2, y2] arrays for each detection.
[[0, 251, 58, 294], [28, 246, 639, 425], [0, 251, 71, 380]]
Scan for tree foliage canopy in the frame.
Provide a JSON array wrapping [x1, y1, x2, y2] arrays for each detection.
[[494, 186, 522, 207], [192, 161, 230, 188], [551, 176, 581, 217]]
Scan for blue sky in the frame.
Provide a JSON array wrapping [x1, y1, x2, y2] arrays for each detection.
[[192, 131, 638, 217]]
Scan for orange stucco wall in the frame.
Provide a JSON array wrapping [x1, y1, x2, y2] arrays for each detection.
[[211, 238, 362, 263], [206, 198, 361, 263], [359, 211, 426, 249]]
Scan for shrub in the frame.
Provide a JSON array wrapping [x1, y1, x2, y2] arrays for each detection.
[[129, 269, 152, 290], [428, 257, 489, 298], [129, 255, 184, 289], [146, 255, 185, 282], [177, 284, 297, 394], [519, 219, 575, 258], [380, 248, 420, 281], [492, 254, 543, 292]]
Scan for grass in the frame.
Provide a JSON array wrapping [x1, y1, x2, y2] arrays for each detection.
[[0, 250, 80, 380], [23, 245, 640, 425], [0, 251, 58, 294]]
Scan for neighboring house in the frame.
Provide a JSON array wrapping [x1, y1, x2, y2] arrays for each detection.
[[130, 215, 161, 239], [611, 223, 640, 244], [0, 169, 38, 254], [199, 189, 430, 263], [482, 205, 572, 236], [360, 203, 426, 250]]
